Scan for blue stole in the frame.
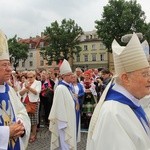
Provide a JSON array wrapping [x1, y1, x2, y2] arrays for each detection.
[[105, 85, 149, 133], [59, 81, 80, 137], [0, 83, 20, 150]]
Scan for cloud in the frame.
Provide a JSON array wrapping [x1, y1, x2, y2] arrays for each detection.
[[0, 0, 149, 39]]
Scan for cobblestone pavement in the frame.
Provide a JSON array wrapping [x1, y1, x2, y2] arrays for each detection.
[[27, 126, 87, 150]]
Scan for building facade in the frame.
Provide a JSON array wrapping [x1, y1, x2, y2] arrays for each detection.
[[73, 30, 108, 70], [16, 30, 108, 72], [17, 35, 50, 71]]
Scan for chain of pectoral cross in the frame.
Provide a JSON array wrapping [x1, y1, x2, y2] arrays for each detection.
[[0, 102, 16, 148], [0, 103, 12, 124]]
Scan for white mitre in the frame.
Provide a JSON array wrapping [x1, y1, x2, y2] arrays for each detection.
[[0, 30, 9, 60], [112, 32, 149, 76], [59, 59, 72, 75], [141, 40, 149, 59]]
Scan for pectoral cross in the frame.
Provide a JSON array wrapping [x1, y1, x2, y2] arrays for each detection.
[[1, 100, 16, 149]]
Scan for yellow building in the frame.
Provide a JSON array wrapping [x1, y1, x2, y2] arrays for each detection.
[[73, 30, 108, 70]]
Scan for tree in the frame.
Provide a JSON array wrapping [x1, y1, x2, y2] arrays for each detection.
[[8, 35, 28, 71], [142, 22, 150, 44], [95, 0, 148, 52], [40, 19, 83, 65]]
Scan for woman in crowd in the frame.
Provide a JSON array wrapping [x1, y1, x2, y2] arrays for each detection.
[[40, 70, 55, 126], [19, 71, 41, 142], [81, 70, 97, 130], [7, 71, 21, 92], [71, 73, 85, 113], [20, 74, 27, 88]]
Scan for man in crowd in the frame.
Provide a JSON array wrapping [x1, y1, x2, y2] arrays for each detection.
[[49, 59, 79, 150], [39, 70, 54, 126], [0, 30, 31, 149], [75, 67, 84, 82], [100, 68, 112, 93], [86, 33, 150, 150]]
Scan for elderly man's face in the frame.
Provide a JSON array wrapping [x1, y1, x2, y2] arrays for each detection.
[[127, 67, 150, 99], [71, 75, 77, 83], [0, 60, 12, 84], [63, 73, 73, 83], [76, 70, 82, 76]]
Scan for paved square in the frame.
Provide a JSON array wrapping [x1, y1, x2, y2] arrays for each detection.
[[27, 127, 87, 150]]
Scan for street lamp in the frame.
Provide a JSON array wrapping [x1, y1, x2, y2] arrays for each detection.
[[121, 32, 143, 43]]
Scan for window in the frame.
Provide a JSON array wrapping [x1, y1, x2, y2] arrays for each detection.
[[40, 42, 44, 48], [29, 43, 32, 49], [29, 61, 33, 67], [100, 53, 105, 61], [84, 54, 88, 62], [92, 44, 96, 50], [86, 36, 89, 40], [84, 45, 88, 51], [29, 53, 33, 57], [100, 43, 106, 49], [92, 54, 96, 61], [93, 35, 97, 39], [22, 62, 25, 67], [29, 43, 35, 49], [76, 55, 80, 62], [40, 60, 44, 66], [90, 34, 92, 39]]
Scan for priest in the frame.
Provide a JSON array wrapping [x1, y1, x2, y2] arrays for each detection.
[[49, 59, 80, 150], [86, 33, 150, 150], [0, 30, 31, 150]]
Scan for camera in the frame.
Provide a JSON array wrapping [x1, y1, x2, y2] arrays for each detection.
[[25, 80, 29, 86], [44, 83, 48, 88]]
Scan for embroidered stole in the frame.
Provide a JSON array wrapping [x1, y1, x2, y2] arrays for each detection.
[[105, 86, 149, 133], [0, 83, 20, 150], [59, 81, 80, 137]]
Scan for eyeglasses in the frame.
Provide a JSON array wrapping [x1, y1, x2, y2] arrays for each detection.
[[27, 76, 34, 79], [0, 62, 12, 70], [65, 73, 73, 76], [128, 69, 150, 79], [141, 71, 150, 78]]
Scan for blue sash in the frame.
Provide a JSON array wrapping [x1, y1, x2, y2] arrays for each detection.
[[0, 83, 20, 150], [106, 85, 149, 132], [59, 81, 80, 137]]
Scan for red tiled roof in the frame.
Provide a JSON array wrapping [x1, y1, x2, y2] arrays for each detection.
[[18, 36, 47, 48]]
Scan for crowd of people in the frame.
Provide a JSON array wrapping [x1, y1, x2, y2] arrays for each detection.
[[8, 61, 112, 125], [7, 62, 113, 129], [1, 28, 150, 150]]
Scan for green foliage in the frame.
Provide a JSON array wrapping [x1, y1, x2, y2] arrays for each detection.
[[8, 35, 28, 70], [40, 19, 83, 65], [142, 23, 150, 44], [95, 0, 149, 52]]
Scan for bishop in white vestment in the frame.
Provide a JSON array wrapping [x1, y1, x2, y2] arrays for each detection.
[[87, 33, 150, 150], [49, 59, 79, 150], [0, 30, 31, 150]]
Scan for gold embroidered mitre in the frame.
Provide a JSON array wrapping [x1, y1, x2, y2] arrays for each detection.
[[0, 30, 9, 60]]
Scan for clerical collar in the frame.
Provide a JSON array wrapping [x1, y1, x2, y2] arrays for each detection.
[[0, 83, 9, 93], [113, 83, 140, 107], [61, 80, 71, 87]]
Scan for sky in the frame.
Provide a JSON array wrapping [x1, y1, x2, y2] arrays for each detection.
[[0, 0, 149, 39]]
